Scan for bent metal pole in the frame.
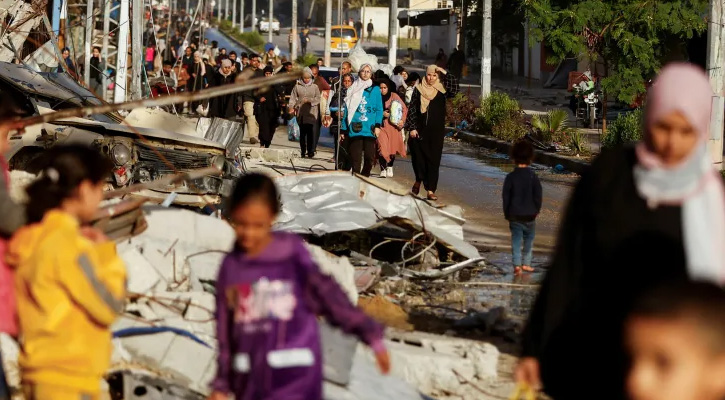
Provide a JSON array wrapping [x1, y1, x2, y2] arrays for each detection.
[[13, 72, 302, 128]]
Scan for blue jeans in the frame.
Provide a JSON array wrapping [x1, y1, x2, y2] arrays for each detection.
[[510, 220, 536, 267]]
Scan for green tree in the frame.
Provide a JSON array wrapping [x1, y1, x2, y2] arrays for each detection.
[[520, 0, 708, 105]]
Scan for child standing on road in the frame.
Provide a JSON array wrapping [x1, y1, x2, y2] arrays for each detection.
[[503, 140, 542, 274], [208, 174, 390, 400], [8, 145, 126, 400]]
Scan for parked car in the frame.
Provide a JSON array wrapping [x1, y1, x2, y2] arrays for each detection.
[[0, 62, 240, 207]]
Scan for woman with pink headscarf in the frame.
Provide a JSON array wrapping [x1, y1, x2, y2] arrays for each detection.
[[515, 63, 725, 400]]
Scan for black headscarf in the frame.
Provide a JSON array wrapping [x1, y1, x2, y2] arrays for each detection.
[[377, 77, 395, 104], [263, 65, 274, 74]]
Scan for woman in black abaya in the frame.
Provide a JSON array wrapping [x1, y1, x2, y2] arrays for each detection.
[[404, 65, 458, 200]]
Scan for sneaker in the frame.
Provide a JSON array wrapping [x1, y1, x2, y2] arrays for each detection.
[[386, 167, 394, 177], [249, 137, 259, 145], [379, 169, 387, 178]]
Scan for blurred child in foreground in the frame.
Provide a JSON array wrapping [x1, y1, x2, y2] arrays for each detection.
[[8, 145, 126, 400], [627, 281, 725, 400], [208, 173, 390, 400], [0, 94, 28, 400]]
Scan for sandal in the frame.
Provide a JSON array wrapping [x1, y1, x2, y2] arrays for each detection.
[[427, 192, 438, 201], [514, 266, 522, 275], [521, 265, 535, 273], [411, 182, 421, 195]]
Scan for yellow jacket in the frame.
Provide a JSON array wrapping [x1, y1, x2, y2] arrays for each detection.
[[9, 210, 126, 393]]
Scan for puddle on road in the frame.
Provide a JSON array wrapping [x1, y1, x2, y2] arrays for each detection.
[[442, 140, 579, 186]]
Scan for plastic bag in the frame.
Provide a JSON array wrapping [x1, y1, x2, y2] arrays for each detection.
[[287, 116, 300, 141], [389, 99, 403, 125], [377, 63, 393, 77], [348, 46, 378, 72], [509, 383, 536, 400]]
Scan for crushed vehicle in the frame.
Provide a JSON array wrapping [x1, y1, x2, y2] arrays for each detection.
[[0, 62, 242, 206]]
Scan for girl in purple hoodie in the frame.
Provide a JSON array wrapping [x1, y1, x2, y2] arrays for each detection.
[[209, 174, 390, 400]]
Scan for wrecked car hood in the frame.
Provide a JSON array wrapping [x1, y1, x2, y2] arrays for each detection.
[[0, 61, 121, 123]]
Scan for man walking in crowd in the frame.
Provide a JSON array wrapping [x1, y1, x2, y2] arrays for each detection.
[[367, 19, 374, 42], [242, 54, 265, 144], [262, 45, 282, 70], [229, 51, 242, 72]]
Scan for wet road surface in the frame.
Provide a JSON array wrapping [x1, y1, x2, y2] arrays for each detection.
[[319, 133, 578, 255]]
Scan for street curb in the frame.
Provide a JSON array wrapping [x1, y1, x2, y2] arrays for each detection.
[[211, 25, 255, 54], [448, 128, 590, 175]]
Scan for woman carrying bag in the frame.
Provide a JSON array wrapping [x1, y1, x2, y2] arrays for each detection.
[[341, 64, 383, 177], [288, 67, 321, 158], [376, 78, 407, 178]]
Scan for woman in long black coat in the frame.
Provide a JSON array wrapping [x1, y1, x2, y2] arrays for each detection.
[[404, 65, 458, 201], [187, 51, 206, 114], [255, 66, 280, 148], [515, 63, 725, 400], [208, 59, 238, 119]]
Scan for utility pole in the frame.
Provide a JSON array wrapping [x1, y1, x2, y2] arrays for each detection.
[[84, 0, 93, 87], [269, 0, 274, 43], [388, 0, 397, 67], [480, 0, 491, 97], [114, 0, 130, 103], [101, 0, 111, 100], [131, 0, 143, 100], [707, 0, 725, 166], [291, 0, 297, 60], [324, 0, 331, 66], [361, 0, 366, 40], [232, 0, 236, 28], [186, 0, 189, 13], [252, 0, 256, 31], [241, 0, 245, 31]]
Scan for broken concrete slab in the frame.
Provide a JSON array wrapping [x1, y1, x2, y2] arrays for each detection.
[[117, 244, 164, 294], [323, 344, 425, 400]]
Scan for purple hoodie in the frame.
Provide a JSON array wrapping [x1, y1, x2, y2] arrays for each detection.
[[211, 232, 385, 400]]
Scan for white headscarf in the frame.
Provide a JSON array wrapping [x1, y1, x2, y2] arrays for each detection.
[[634, 63, 725, 283], [344, 63, 373, 124]]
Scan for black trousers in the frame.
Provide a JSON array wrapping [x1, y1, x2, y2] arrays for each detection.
[[379, 154, 396, 169], [300, 123, 316, 156], [349, 136, 376, 177]]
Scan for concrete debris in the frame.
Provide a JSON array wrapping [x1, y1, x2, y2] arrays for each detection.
[[377, 331, 500, 400], [358, 296, 414, 331], [275, 172, 479, 260]]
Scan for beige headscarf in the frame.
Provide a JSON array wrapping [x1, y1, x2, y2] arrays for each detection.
[[416, 65, 446, 113]]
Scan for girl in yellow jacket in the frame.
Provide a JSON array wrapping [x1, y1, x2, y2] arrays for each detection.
[[8, 145, 126, 400]]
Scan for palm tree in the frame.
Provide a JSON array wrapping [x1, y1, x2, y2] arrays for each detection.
[[531, 109, 569, 145]]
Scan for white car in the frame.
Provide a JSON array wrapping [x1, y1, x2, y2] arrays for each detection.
[[258, 18, 280, 34]]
